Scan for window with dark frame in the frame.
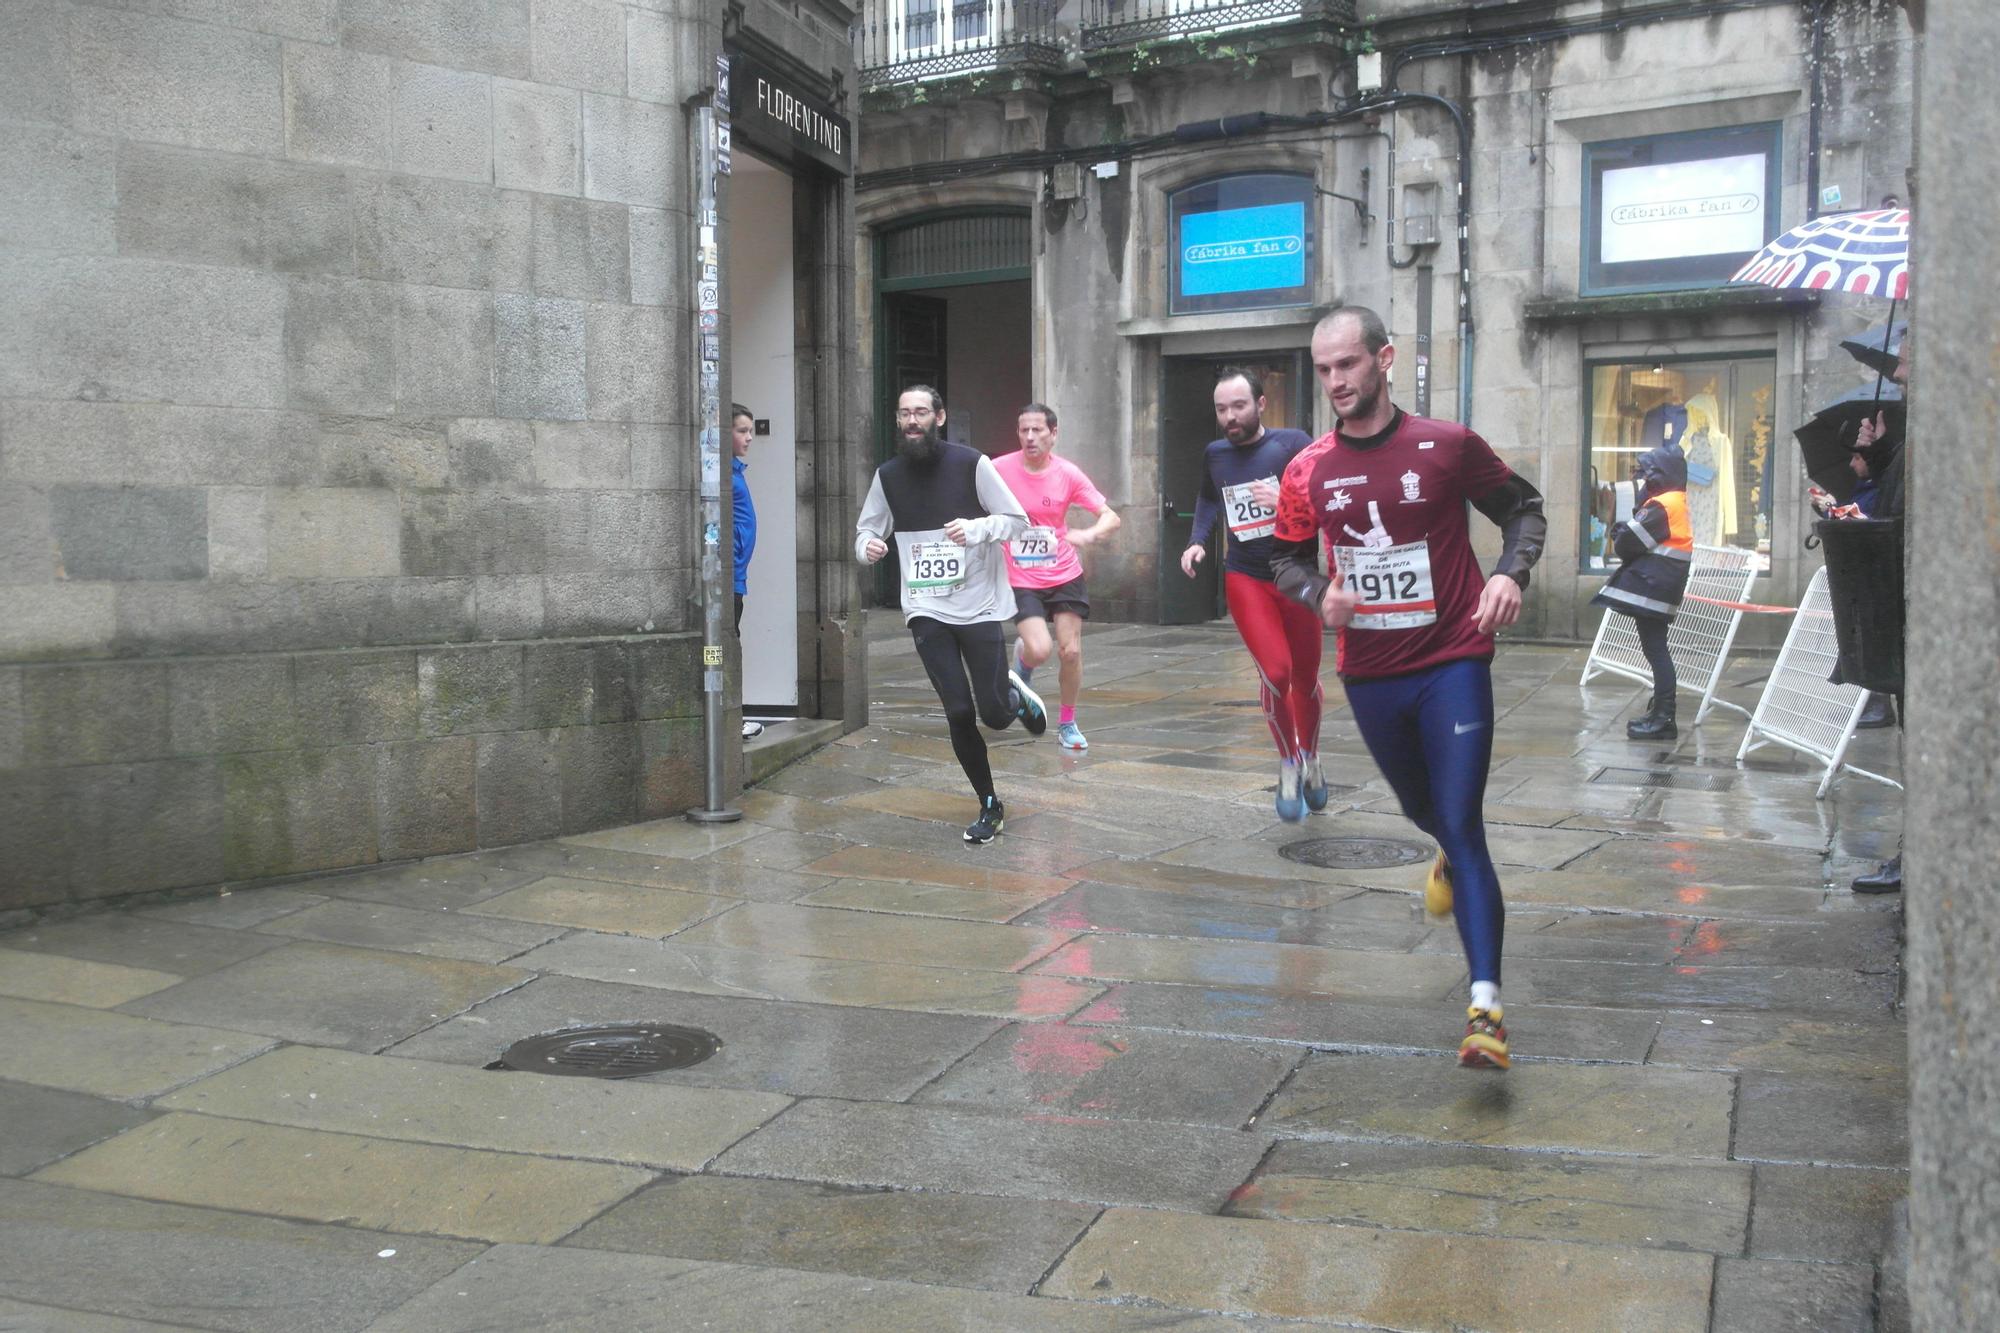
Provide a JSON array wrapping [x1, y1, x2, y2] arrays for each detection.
[[1581, 123, 1782, 295], [1169, 173, 1315, 316]]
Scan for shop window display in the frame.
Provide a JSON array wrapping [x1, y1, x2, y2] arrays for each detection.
[[1584, 356, 1776, 572]]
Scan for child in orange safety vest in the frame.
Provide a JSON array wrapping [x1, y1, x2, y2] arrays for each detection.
[[1592, 441, 1692, 741]]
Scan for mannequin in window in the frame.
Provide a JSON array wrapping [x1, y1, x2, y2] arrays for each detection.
[[1682, 393, 1737, 546]]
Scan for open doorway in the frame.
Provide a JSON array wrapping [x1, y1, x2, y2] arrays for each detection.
[[729, 150, 797, 712], [1157, 350, 1312, 625]]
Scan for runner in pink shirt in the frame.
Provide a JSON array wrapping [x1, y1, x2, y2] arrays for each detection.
[[992, 404, 1121, 750]]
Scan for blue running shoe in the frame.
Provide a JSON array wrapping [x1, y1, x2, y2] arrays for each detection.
[[1302, 753, 1329, 812], [1275, 759, 1306, 823], [1008, 670, 1048, 736], [1057, 720, 1088, 750]]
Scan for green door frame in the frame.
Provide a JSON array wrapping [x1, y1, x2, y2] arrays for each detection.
[[869, 208, 1033, 605]]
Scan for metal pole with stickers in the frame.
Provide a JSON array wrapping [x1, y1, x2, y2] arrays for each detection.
[[687, 61, 742, 824]]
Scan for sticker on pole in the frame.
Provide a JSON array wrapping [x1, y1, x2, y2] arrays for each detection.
[[704, 645, 723, 666]]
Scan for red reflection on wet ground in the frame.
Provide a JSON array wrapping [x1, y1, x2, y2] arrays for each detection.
[[1009, 1024, 1122, 1095], [1042, 908, 1095, 932], [1675, 886, 1709, 905], [1015, 975, 1088, 1019], [1676, 921, 1725, 958]]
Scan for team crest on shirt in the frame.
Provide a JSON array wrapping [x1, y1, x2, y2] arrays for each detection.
[[1400, 469, 1423, 502], [1325, 489, 1352, 512]]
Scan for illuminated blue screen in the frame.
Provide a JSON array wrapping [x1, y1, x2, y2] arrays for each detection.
[[1179, 202, 1308, 297]]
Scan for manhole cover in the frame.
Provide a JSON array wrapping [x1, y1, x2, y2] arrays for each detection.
[[1279, 836, 1431, 870], [487, 1025, 720, 1079]]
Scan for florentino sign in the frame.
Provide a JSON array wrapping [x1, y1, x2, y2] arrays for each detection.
[[728, 49, 852, 176]]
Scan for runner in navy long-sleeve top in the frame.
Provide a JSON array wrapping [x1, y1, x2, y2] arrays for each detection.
[[1181, 368, 1325, 822]]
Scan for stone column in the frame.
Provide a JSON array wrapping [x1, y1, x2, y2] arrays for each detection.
[[1904, 1, 2000, 1325]]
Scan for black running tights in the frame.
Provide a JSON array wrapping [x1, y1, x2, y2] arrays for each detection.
[[909, 617, 1015, 799], [1634, 615, 1677, 701]]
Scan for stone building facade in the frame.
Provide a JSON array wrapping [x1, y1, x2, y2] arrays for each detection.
[[0, 0, 864, 913], [852, 0, 1913, 638]]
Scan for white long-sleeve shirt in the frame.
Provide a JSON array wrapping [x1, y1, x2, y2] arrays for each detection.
[[855, 452, 1027, 625]]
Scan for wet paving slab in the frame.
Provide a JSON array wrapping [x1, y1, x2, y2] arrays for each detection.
[[0, 997, 277, 1100], [374, 1242, 1298, 1331], [1712, 1256, 1876, 1332], [1748, 1161, 1909, 1263], [1228, 1138, 1752, 1254], [0, 1178, 485, 1333], [1040, 1207, 1715, 1330], [711, 1098, 1272, 1211], [2, 914, 284, 978], [1261, 1052, 1736, 1158], [0, 948, 185, 1008], [510, 932, 1102, 1021], [1648, 1009, 1907, 1078], [565, 1174, 1100, 1294], [3, 635, 1910, 1329], [1017, 878, 1438, 952], [245, 897, 567, 965], [0, 1080, 156, 1176], [117, 941, 529, 1053], [796, 875, 1065, 922], [34, 1112, 655, 1244], [667, 901, 1078, 974], [459, 875, 739, 938], [156, 1045, 789, 1171], [385, 974, 1002, 1102], [912, 1021, 1301, 1127], [1069, 983, 1662, 1064]]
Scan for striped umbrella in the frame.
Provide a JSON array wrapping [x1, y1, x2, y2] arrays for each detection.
[[1730, 208, 1910, 298]]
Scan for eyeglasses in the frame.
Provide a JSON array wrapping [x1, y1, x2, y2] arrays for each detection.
[[895, 408, 935, 421]]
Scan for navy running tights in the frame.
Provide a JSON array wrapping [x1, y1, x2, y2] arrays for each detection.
[[1344, 657, 1505, 984], [909, 616, 1014, 800]]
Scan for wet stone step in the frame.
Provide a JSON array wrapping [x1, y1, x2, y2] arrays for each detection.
[[1069, 983, 1662, 1065], [1227, 1138, 1752, 1254], [1040, 1207, 1714, 1331], [711, 1098, 1272, 1213], [564, 1174, 1100, 1294], [1259, 1052, 1735, 1159]]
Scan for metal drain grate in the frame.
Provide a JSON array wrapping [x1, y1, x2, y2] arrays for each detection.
[[1590, 766, 1740, 792], [1279, 836, 1431, 870], [486, 1024, 720, 1079]]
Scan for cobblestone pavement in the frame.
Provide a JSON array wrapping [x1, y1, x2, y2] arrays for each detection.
[[0, 621, 1907, 1330]]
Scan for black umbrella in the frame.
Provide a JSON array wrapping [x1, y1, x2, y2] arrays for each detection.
[[1838, 318, 1907, 378], [1795, 382, 1906, 502]]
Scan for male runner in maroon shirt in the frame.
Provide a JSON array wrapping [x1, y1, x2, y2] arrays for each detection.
[[1271, 306, 1546, 1069]]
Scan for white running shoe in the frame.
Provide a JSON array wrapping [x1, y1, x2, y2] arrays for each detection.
[[1275, 759, 1305, 823], [1301, 753, 1328, 811]]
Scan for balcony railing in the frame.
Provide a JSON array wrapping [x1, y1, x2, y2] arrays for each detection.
[[854, 0, 1067, 89], [1080, 0, 1354, 51]]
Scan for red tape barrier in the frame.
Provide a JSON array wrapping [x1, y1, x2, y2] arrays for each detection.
[[1685, 593, 1800, 615]]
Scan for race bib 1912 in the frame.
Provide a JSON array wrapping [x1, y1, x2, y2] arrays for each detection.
[[905, 539, 966, 595], [1336, 538, 1437, 629], [1009, 525, 1058, 565], [1221, 478, 1278, 542]]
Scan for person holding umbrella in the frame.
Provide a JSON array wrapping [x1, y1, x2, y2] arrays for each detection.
[[1590, 441, 1693, 741]]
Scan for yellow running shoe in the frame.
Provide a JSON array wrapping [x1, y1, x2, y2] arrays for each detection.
[[1424, 851, 1454, 919], [1458, 1005, 1510, 1070]]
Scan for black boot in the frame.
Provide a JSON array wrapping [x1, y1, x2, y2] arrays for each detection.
[[1856, 694, 1896, 729], [1852, 854, 1902, 894], [1627, 695, 1678, 741]]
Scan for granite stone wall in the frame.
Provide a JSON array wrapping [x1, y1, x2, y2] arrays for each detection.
[[1904, 1, 2000, 1323], [0, 0, 721, 912]]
